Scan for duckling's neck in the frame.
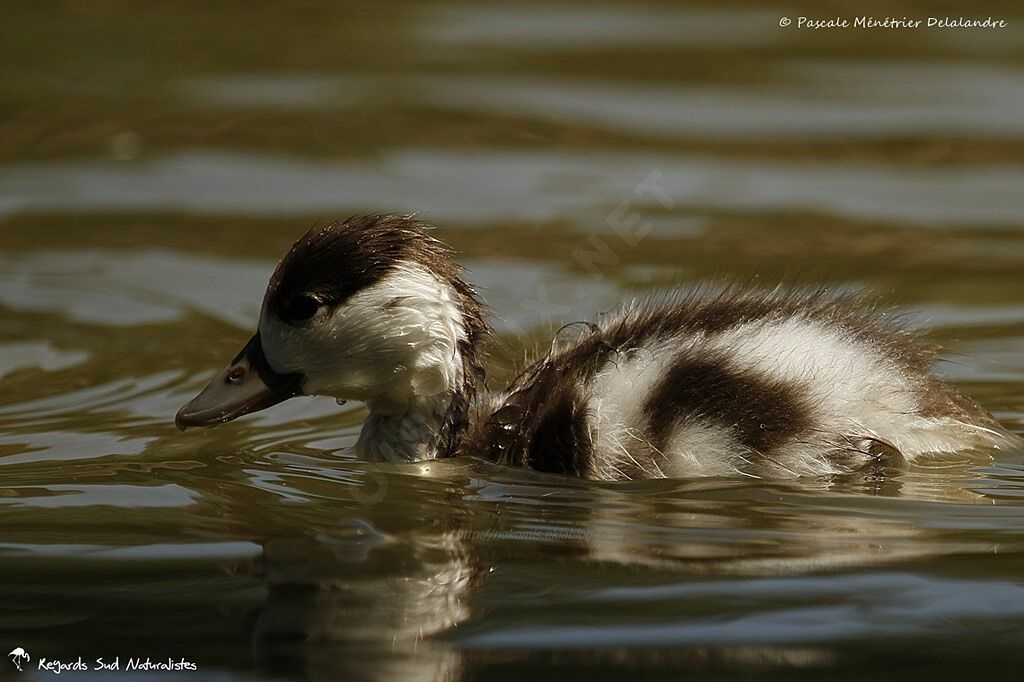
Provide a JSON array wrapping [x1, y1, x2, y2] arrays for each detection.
[[354, 362, 481, 463], [347, 264, 489, 462], [356, 397, 450, 462]]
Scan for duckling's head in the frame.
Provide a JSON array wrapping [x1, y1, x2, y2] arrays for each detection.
[[175, 215, 488, 435]]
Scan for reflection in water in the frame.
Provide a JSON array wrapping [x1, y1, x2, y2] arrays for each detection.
[[224, 450, 1024, 679], [1, 404, 1023, 680], [255, 528, 474, 681], [0, 341, 88, 379], [0, 249, 269, 327], [233, 458, 1024, 680], [418, 5, 785, 50], [4, 149, 1024, 227], [0, 482, 195, 508], [1, 0, 1023, 678], [413, 66, 1024, 138], [183, 74, 368, 110], [177, 62, 1024, 137]]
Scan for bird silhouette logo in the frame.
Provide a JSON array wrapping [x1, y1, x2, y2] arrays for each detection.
[[8, 647, 30, 672]]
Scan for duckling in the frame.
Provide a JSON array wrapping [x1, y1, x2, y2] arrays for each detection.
[[176, 215, 1018, 479]]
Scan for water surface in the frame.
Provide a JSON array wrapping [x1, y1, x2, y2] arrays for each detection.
[[2, 1, 1023, 680]]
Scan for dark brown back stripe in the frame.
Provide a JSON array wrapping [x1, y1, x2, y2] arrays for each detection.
[[525, 385, 593, 477], [643, 356, 811, 457]]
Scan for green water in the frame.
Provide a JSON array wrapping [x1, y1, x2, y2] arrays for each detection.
[[2, 2, 1024, 680]]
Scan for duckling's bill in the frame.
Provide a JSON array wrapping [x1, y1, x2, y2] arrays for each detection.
[[175, 334, 303, 430]]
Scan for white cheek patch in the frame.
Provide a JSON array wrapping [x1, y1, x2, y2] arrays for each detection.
[[259, 263, 467, 404]]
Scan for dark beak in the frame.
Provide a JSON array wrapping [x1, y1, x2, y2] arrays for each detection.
[[175, 334, 303, 430]]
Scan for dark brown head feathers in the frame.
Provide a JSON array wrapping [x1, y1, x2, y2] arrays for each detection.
[[267, 215, 462, 320]]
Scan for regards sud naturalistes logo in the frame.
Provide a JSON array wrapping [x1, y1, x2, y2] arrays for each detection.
[[7, 649, 197, 674]]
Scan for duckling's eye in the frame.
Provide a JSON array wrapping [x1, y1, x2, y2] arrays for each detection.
[[286, 293, 322, 322]]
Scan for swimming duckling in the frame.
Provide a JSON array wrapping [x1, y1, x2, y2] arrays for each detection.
[[176, 215, 1018, 479]]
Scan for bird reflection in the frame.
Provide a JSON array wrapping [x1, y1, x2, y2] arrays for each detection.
[[252, 523, 477, 682], [239, 455, 1012, 681]]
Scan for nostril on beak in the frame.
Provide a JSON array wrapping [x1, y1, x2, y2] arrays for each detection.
[[226, 366, 246, 384]]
